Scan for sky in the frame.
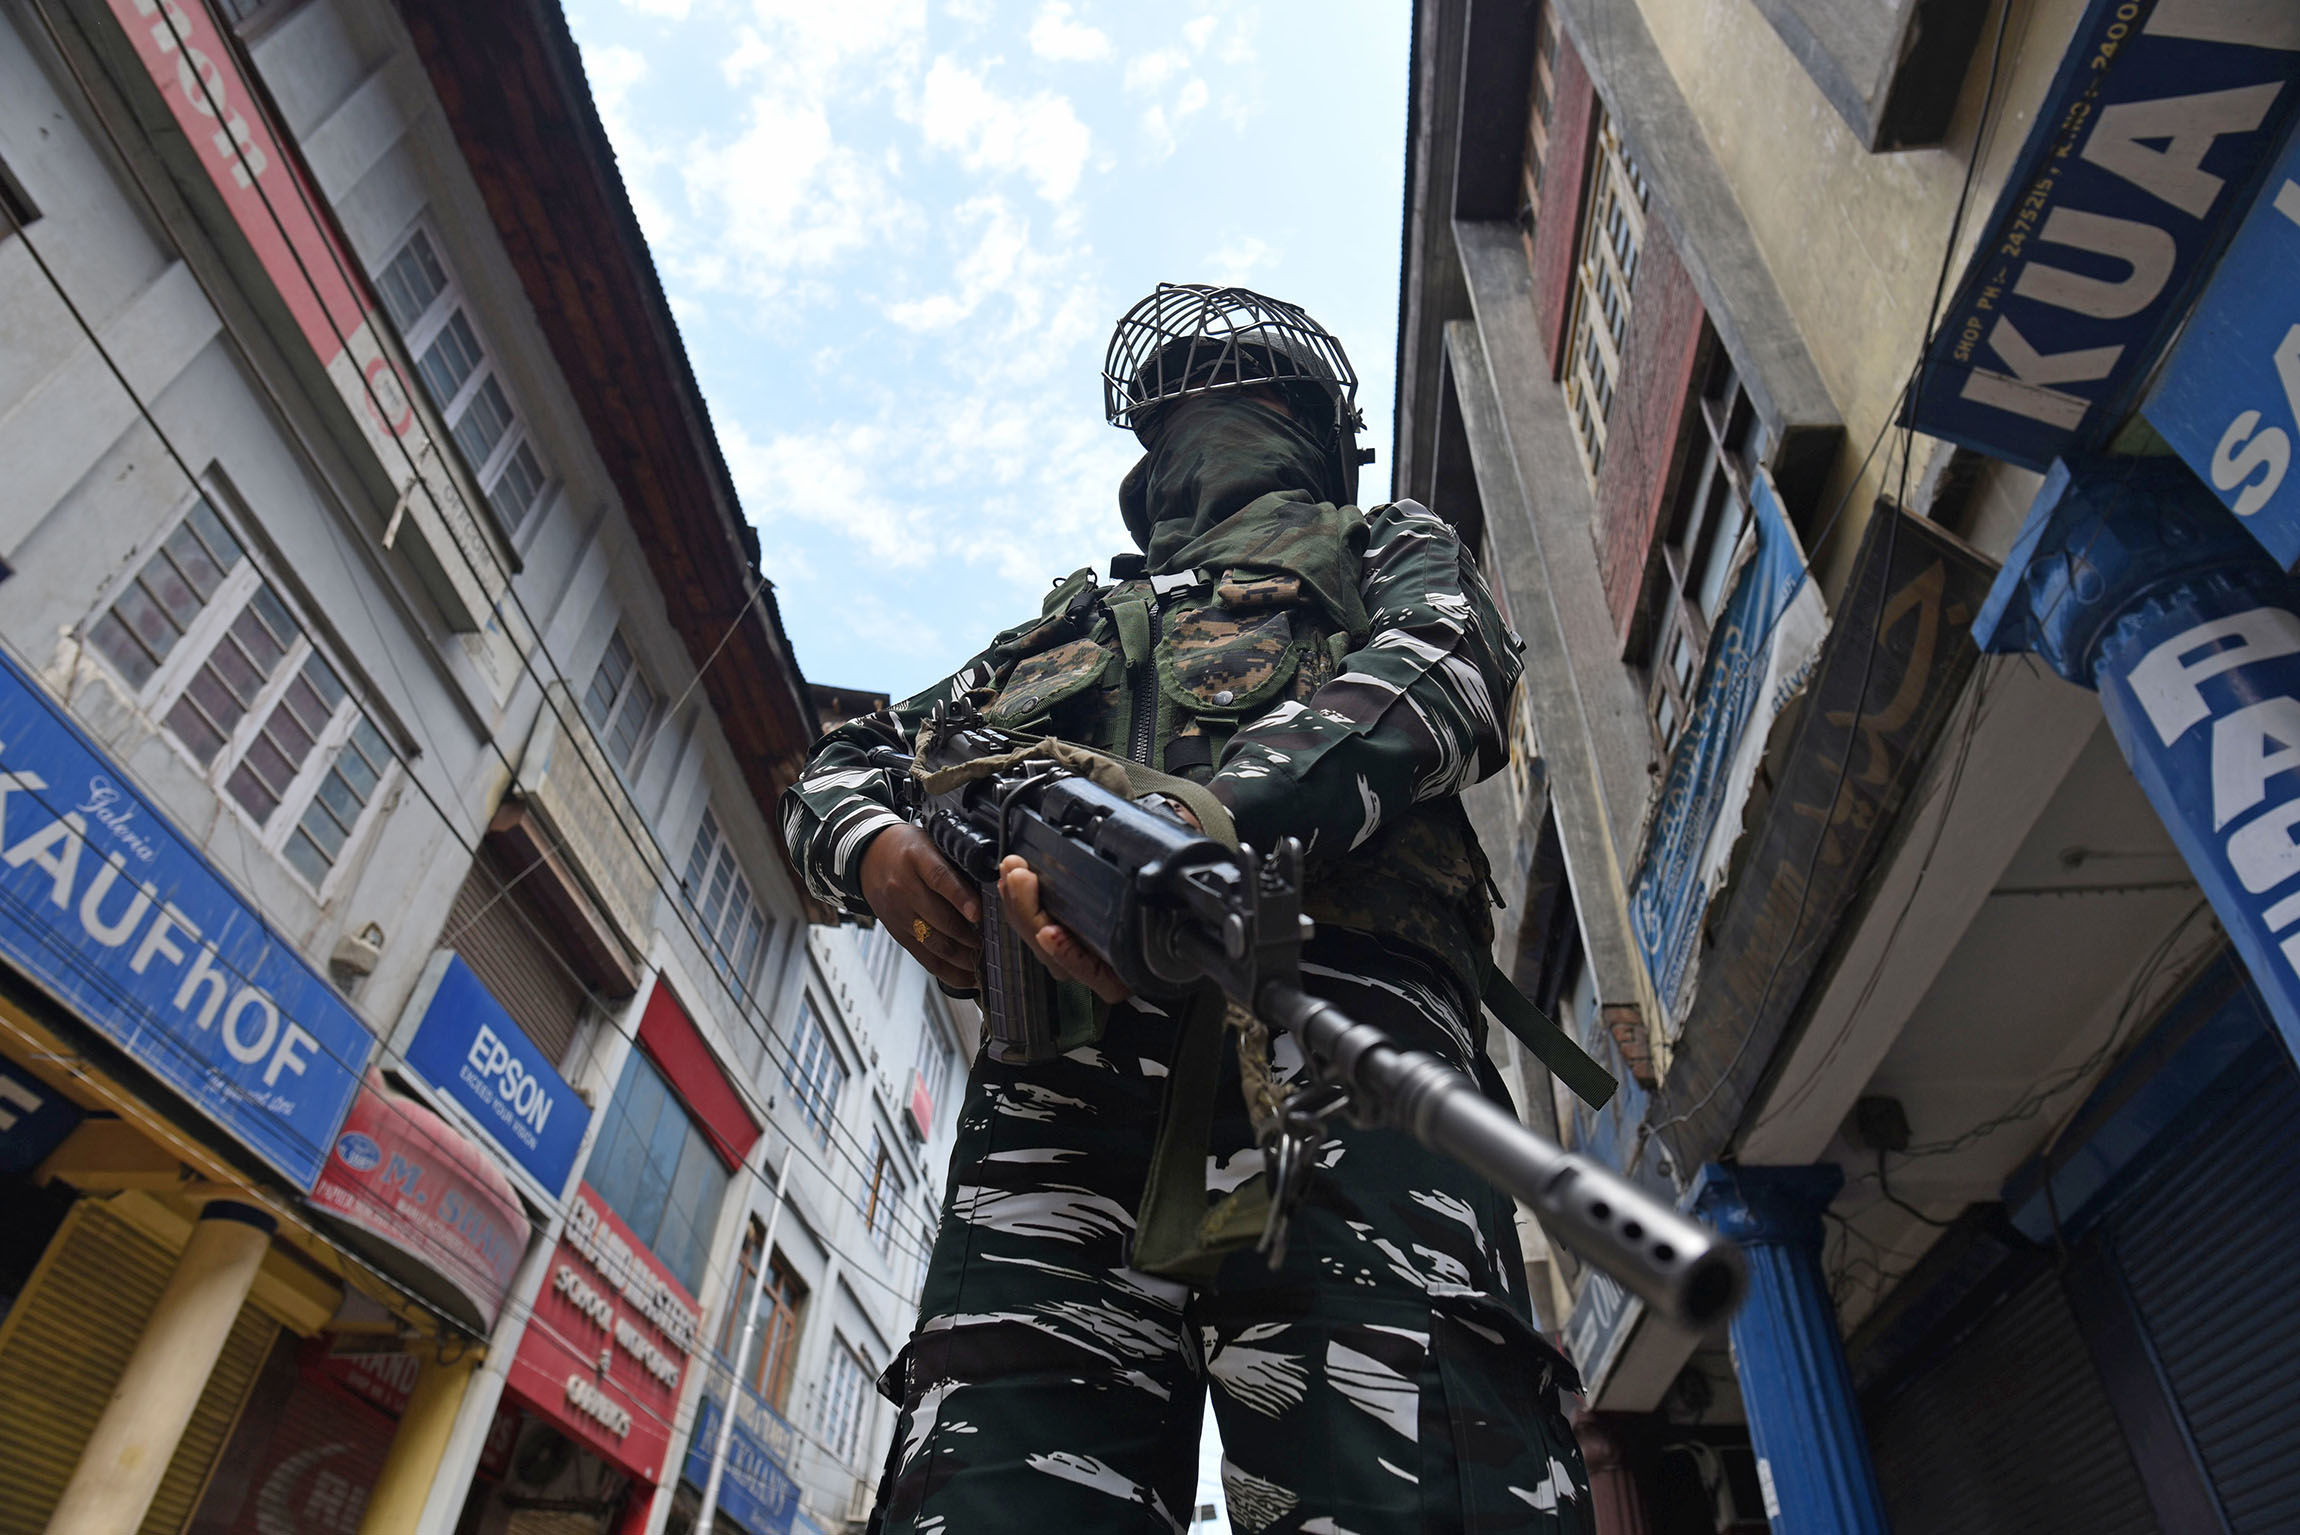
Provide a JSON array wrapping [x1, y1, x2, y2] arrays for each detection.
[[561, 0, 1414, 705]]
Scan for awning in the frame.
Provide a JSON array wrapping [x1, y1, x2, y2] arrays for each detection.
[[311, 1070, 531, 1330]]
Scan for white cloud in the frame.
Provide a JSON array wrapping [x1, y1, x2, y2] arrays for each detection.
[[1182, 15, 1217, 51], [1028, 2, 1111, 62], [1124, 47, 1188, 94], [1204, 232, 1276, 284], [615, 0, 692, 17], [917, 58, 1092, 204]]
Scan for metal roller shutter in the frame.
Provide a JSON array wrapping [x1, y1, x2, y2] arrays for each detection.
[[0, 1201, 278, 1535], [446, 843, 588, 1067], [2110, 1065, 2300, 1532], [1869, 1266, 2158, 1535]]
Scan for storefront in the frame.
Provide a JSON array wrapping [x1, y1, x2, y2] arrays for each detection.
[[1858, 952, 2300, 1529], [455, 979, 761, 1534]]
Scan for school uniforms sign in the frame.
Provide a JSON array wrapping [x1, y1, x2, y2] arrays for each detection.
[[0, 647, 369, 1190], [1908, 0, 2300, 470]]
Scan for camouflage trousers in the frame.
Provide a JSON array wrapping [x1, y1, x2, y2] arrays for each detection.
[[868, 935, 1595, 1534]]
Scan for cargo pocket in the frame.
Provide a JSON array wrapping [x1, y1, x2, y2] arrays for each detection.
[[983, 638, 1116, 729], [1423, 1302, 1594, 1532], [1157, 605, 1307, 721]]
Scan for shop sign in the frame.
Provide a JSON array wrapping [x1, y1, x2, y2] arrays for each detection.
[[2145, 124, 2300, 565], [1652, 509, 1994, 1167], [403, 954, 590, 1195], [1909, 0, 2300, 470], [0, 1055, 82, 1175], [99, 0, 503, 628], [684, 1388, 803, 1535], [312, 1070, 529, 1327], [0, 649, 368, 1190], [506, 1183, 700, 1483], [1563, 1269, 1639, 1400], [1627, 471, 1824, 1022]]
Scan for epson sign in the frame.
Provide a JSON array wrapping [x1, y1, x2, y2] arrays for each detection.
[[404, 953, 591, 1193]]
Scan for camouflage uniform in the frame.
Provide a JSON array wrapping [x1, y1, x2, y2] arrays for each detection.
[[783, 475, 1593, 1532]]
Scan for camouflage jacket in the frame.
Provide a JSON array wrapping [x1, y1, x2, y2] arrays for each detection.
[[778, 493, 1525, 1002]]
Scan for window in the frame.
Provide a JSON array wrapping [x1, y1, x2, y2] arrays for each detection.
[[376, 227, 551, 533], [860, 1128, 904, 1255], [1643, 344, 1763, 757], [585, 1047, 732, 1297], [1517, 4, 1559, 242], [781, 996, 847, 1147], [682, 808, 770, 989], [861, 920, 904, 996], [583, 628, 659, 778], [820, 1339, 873, 1466], [1561, 114, 1649, 485], [719, 1227, 809, 1413], [89, 495, 397, 888]]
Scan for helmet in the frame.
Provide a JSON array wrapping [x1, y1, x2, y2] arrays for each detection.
[[1103, 284, 1373, 495]]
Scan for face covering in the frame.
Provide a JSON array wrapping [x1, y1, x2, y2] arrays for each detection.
[[1118, 395, 1341, 572]]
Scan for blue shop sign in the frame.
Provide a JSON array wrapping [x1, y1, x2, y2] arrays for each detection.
[[1909, 0, 2300, 470], [0, 647, 369, 1190], [403, 953, 589, 1193], [683, 1389, 802, 1535], [0, 1055, 83, 1175], [2145, 123, 2300, 566]]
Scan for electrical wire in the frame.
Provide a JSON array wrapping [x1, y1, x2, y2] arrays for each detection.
[[5, 4, 953, 1307]]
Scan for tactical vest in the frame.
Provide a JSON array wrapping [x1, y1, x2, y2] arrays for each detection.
[[971, 499, 1498, 1012]]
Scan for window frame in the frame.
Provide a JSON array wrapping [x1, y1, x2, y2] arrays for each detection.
[[374, 221, 554, 539], [861, 1125, 905, 1255], [682, 804, 771, 992], [1561, 115, 1650, 487], [820, 1336, 874, 1467], [718, 1226, 810, 1414], [585, 1045, 733, 1299], [1517, 3, 1560, 244], [1642, 341, 1766, 761], [83, 485, 400, 898], [781, 993, 849, 1148], [583, 625, 660, 781]]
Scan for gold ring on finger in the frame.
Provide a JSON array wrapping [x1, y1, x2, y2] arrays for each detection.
[[913, 917, 934, 945]]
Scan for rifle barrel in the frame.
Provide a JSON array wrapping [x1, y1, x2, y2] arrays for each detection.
[[1258, 981, 1745, 1331]]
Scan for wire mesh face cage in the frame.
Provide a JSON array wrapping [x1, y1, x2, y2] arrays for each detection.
[[1103, 283, 1364, 440]]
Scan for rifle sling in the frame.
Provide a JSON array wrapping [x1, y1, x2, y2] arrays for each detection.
[[1480, 957, 1618, 1110]]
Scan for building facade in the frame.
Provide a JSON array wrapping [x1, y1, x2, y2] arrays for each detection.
[[0, 2, 961, 1533], [1400, 0, 2300, 1530]]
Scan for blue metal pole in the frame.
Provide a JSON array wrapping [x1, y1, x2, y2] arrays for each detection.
[[1691, 1164, 1888, 1535]]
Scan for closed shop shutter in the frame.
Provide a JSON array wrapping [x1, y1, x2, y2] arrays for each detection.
[[0, 1201, 278, 1535], [1870, 1265, 2157, 1535], [2109, 1063, 2300, 1532], [447, 843, 589, 1067]]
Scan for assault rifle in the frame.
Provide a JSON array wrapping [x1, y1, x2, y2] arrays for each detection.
[[872, 708, 1745, 1331]]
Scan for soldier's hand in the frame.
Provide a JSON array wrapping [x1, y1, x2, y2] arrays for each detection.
[[860, 824, 980, 989], [998, 855, 1130, 1004]]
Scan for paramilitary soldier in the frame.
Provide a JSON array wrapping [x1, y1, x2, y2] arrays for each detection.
[[781, 284, 1598, 1533]]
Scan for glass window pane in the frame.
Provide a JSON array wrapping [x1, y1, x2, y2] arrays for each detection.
[[284, 829, 330, 886], [452, 375, 512, 466], [112, 582, 181, 659], [145, 558, 203, 631], [334, 737, 382, 800], [89, 613, 156, 689], [378, 229, 447, 332], [226, 762, 279, 822], [297, 796, 351, 863], [417, 310, 483, 408], [184, 499, 244, 576], [164, 694, 227, 765], [489, 439, 546, 529]]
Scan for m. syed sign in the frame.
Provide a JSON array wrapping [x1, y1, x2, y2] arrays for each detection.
[[0, 648, 366, 1190], [1909, 0, 2300, 469]]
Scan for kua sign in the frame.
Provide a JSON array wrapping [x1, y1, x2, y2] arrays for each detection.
[[1909, 0, 2300, 470]]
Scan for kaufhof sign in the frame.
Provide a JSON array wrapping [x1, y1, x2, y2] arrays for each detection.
[[0, 647, 366, 1190], [506, 1185, 698, 1482]]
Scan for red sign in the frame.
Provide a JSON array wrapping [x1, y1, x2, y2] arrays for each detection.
[[637, 980, 760, 1169], [908, 1070, 932, 1142], [312, 1071, 528, 1327], [506, 1184, 699, 1484]]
